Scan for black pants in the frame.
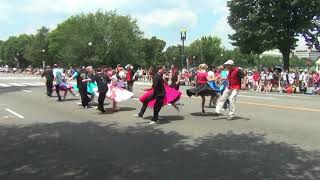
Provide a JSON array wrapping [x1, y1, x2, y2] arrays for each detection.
[[139, 95, 164, 121], [98, 91, 107, 110], [55, 84, 62, 101], [127, 81, 134, 92], [79, 86, 90, 107], [46, 80, 53, 96]]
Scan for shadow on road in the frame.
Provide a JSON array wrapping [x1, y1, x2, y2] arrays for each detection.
[[117, 107, 136, 112], [144, 115, 185, 124], [0, 122, 319, 180]]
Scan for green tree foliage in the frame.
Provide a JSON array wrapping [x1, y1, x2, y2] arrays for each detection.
[[164, 45, 181, 66], [141, 36, 166, 67], [48, 11, 143, 67], [228, 0, 320, 70], [23, 27, 50, 67], [0, 34, 33, 67], [188, 36, 223, 66], [221, 48, 257, 67]]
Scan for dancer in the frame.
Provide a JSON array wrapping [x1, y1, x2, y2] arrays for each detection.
[[91, 68, 110, 112], [208, 65, 219, 107], [41, 65, 54, 97], [186, 64, 216, 114], [53, 64, 63, 101], [125, 64, 135, 92], [106, 73, 133, 111], [139, 83, 182, 112], [85, 66, 97, 104], [69, 67, 91, 108], [60, 69, 77, 100], [134, 65, 166, 125], [214, 60, 245, 120], [170, 65, 180, 90]]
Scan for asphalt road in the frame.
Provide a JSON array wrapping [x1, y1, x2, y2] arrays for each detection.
[[0, 73, 320, 180]]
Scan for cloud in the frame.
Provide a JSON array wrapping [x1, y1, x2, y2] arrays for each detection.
[[211, 5, 234, 49], [22, 0, 129, 14], [0, 1, 12, 22], [138, 8, 198, 28]]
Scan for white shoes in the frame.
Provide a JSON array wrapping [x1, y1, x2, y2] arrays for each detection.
[[148, 121, 158, 125]]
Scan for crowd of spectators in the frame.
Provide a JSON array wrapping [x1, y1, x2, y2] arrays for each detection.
[[136, 66, 320, 95], [2, 64, 320, 95]]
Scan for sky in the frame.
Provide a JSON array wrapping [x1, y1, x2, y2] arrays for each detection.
[[0, 0, 308, 50]]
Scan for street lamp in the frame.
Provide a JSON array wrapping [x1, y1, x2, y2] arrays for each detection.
[[180, 28, 187, 69], [193, 56, 196, 68], [15, 53, 20, 68], [41, 49, 46, 69]]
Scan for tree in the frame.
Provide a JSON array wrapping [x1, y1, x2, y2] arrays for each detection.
[[164, 45, 181, 66], [228, 0, 320, 70], [141, 36, 166, 67], [23, 27, 50, 67], [222, 48, 257, 68], [0, 34, 33, 68], [48, 11, 143, 67], [188, 36, 223, 66]]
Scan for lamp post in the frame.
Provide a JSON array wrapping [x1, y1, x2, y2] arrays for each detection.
[[180, 28, 187, 69], [15, 53, 20, 68], [41, 49, 46, 69], [87, 42, 93, 63], [193, 56, 196, 68]]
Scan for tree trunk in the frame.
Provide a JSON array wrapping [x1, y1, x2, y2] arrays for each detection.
[[281, 50, 290, 71]]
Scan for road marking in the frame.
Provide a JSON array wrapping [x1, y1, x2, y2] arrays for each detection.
[[8, 83, 26, 87], [238, 95, 277, 100], [20, 89, 32, 93], [5, 108, 24, 118], [238, 101, 320, 112], [0, 83, 11, 87]]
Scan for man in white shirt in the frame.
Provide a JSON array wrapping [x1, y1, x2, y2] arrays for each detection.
[[53, 64, 63, 101]]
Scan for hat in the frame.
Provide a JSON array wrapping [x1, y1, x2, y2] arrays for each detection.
[[125, 64, 133, 69], [224, 60, 234, 65]]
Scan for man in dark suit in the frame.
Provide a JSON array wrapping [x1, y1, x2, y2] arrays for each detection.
[[90, 68, 111, 112], [135, 65, 166, 125], [41, 65, 54, 97]]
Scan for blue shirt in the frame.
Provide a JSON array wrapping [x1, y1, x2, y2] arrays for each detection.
[[221, 70, 228, 79], [53, 68, 63, 85]]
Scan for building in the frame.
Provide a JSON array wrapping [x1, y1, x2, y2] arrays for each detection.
[[293, 48, 320, 61], [262, 48, 320, 61]]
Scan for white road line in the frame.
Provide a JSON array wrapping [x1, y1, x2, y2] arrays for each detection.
[[5, 108, 24, 119], [238, 95, 277, 100], [32, 82, 44, 86], [8, 83, 26, 87], [20, 89, 32, 93], [0, 83, 11, 87], [21, 82, 43, 86]]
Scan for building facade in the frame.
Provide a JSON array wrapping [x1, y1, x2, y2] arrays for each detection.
[[293, 49, 320, 61]]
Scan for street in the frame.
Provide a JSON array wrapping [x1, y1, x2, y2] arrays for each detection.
[[0, 73, 320, 180]]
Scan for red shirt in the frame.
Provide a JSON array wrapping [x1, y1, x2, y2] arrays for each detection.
[[196, 72, 208, 84], [228, 67, 241, 90], [253, 71, 260, 81], [126, 69, 132, 81]]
